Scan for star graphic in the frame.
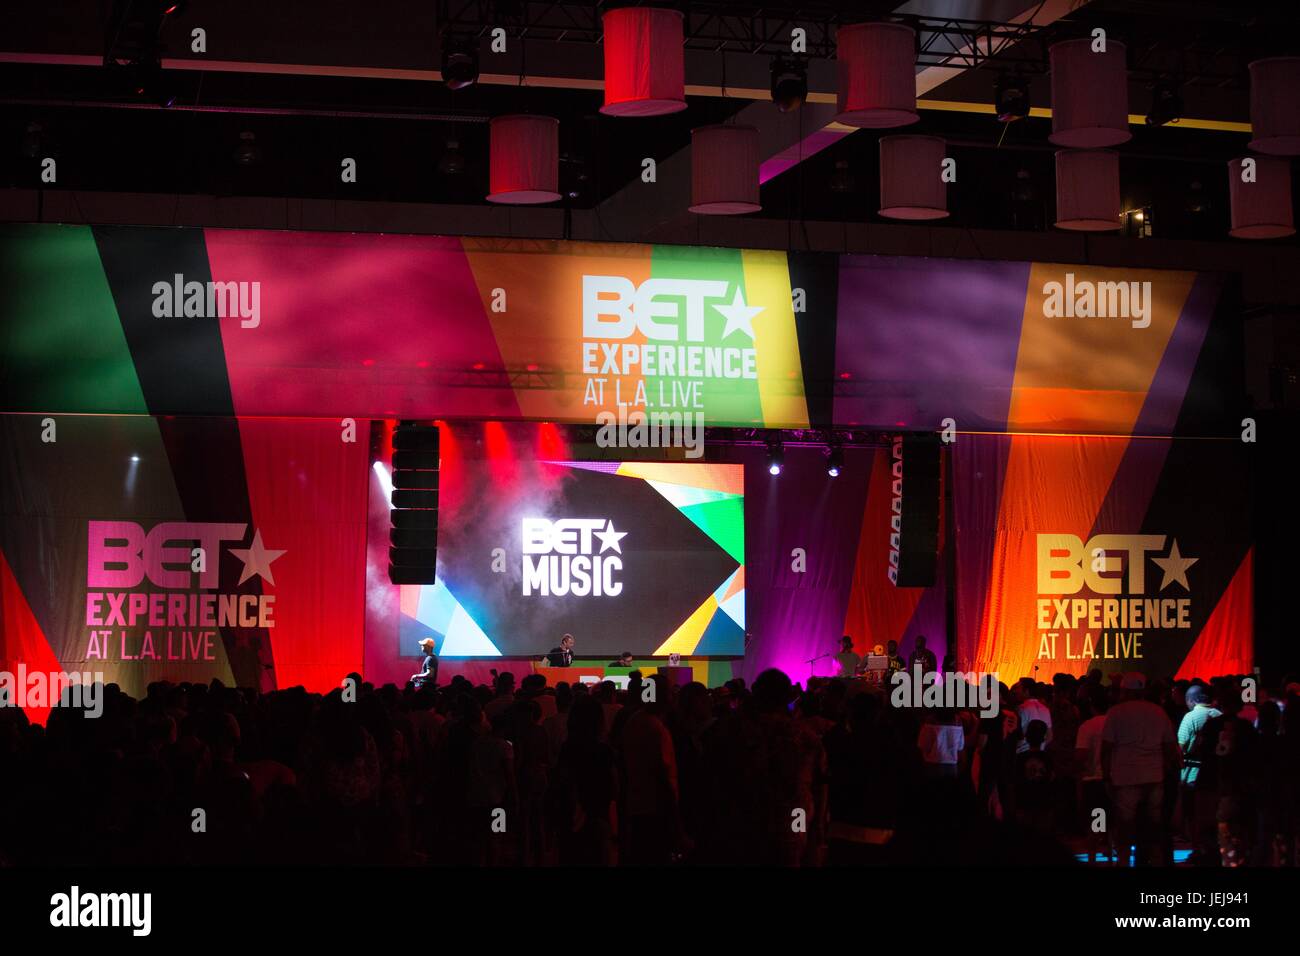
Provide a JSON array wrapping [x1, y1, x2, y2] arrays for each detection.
[[1151, 539, 1197, 591], [593, 520, 627, 554], [713, 286, 763, 341], [229, 529, 287, 586]]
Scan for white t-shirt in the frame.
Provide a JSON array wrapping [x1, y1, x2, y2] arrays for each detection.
[[1017, 699, 1053, 745], [1101, 700, 1174, 786], [918, 723, 965, 765]]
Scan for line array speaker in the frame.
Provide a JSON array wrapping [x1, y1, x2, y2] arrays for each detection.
[[888, 433, 940, 588], [388, 422, 440, 585]]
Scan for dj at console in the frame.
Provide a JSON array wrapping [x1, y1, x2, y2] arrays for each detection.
[[544, 633, 576, 667]]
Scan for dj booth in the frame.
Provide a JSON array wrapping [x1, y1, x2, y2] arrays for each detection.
[[533, 664, 699, 689]]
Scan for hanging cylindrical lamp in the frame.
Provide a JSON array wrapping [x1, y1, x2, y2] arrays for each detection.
[[486, 114, 561, 204], [1054, 149, 1121, 231], [1049, 38, 1131, 147], [878, 135, 949, 220], [600, 6, 686, 117], [834, 21, 919, 128], [1248, 58, 1300, 156], [1228, 155, 1296, 239], [689, 125, 761, 214]]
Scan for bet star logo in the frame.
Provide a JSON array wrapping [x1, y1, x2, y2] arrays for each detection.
[[581, 275, 763, 343], [87, 520, 286, 589], [1037, 533, 1196, 595], [229, 529, 287, 586], [713, 287, 763, 341], [1151, 539, 1197, 591]]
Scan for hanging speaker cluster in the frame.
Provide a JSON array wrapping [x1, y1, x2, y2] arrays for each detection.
[[1049, 39, 1131, 148], [487, 114, 561, 205], [1228, 155, 1295, 239], [878, 135, 948, 220], [1048, 38, 1129, 232], [690, 125, 761, 214], [1055, 149, 1121, 231], [1248, 58, 1300, 156], [835, 22, 919, 128], [1229, 57, 1299, 240], [600, 5, 687, 117], [388, 422, 440, 586], [484, 5, 688, 205]]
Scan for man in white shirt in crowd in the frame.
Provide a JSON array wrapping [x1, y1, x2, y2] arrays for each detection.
[[1101, 673, 1180, 867], [1015, 679, 1053, 750]]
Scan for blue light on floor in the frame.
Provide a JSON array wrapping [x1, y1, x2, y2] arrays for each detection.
[[1076, 848, 1194, 864]]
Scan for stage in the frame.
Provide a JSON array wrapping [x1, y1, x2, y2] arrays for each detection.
[[0, 226, 1255, 720]]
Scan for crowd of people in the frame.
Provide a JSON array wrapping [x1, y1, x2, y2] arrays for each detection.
[[0, 663, 1297, 867]]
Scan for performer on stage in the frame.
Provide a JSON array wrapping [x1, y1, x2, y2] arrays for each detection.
[[908, 635, 938, 676], [885, 640, 906, 675], [411, 637, 439, 689], [546, 633, 576, 667], [608, 651, 634, 668], [834, 635, 861, 678]]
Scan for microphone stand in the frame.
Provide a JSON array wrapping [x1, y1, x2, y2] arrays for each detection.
[[806, 651, 835, 679]]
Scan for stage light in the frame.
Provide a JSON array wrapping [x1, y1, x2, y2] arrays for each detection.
[[1145, 79, 1183, 127], [994, 75, 1030, 123], [766, 443, 784, 476], [20, 122, 43, 159], [233, 131, 261, 166], [561, 152, 590, 201], [127, 56, 176, 108], [826, 446, 843, 478], [438, 138, 465, 176], [1125, 206, 1153, 238], [829, 160, 856, 194], [129, 455, 141, 463], [442, 35, 479, 91], [1011, 167, 1036, 202], [770, 57, 807, 113], [372, 461, 394, 506]]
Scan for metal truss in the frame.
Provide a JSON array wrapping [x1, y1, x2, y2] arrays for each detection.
[[435, 1, 1046, 65], [432, 1, 1247, 84]]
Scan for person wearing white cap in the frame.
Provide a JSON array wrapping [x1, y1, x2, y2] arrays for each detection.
[[1100, 672, 1180, 866], [411, 637, 439, 690]]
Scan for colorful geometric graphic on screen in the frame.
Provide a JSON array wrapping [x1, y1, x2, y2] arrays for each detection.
[[546, 460, 746, 656], [399, 579, 500, 656]]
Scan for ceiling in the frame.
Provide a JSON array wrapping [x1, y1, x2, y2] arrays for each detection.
[[0, 0, 1296, 243]]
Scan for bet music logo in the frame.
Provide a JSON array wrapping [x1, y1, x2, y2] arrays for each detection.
[[521, 517, 626, 598]]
